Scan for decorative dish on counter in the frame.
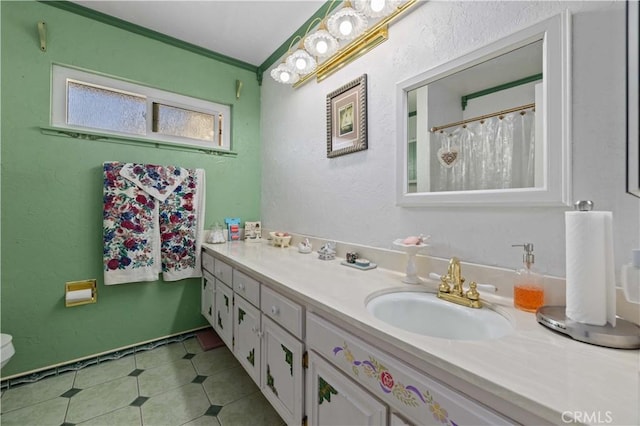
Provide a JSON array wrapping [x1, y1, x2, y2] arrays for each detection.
[[393, 234, 430, 248], [393, 235, 430, 284], [269, 231, 292, 248], [298, 238, 312, 253]]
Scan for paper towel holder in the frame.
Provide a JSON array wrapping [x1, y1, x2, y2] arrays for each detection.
[[65, 279, 97, 307], [536, 306, 640, 349], [574, 200, 594, 211]]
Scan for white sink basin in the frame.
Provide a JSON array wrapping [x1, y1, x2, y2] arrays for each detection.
[[366, 291, 513, 341]]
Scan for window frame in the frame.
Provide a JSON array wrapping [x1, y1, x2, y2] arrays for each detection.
[[51, 64, 231, 151]]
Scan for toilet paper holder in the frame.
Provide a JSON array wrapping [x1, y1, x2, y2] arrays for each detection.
[[65, 279, 97, 307]]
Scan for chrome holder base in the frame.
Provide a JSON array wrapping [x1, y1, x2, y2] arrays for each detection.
[[536, 306, 640, 349]]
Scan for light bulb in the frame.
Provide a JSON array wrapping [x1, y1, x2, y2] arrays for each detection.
[[280, 71, 290, 83], [316, 40, 328, 55], [295, 58, 307, 70], [371, 0, 385, 12], [339, 20, 353, 36]]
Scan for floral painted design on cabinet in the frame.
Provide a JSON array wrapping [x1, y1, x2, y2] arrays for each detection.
[[333, 343, 457, 426], [282, 344, 293, 376], [266, 364, 278, 396], [318, 376, 338, 405]]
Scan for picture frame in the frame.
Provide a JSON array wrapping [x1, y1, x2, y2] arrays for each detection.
[[326, 74, 368, 158]]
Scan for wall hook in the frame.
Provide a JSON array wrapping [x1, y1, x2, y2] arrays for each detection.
[[37, 21, 46, 52], [236, 79, 243, 99]]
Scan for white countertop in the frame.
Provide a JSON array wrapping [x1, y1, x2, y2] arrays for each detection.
[[202, 241, 639, 425]]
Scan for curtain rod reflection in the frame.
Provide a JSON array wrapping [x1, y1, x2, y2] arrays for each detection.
[[430, 102, 535, 133]]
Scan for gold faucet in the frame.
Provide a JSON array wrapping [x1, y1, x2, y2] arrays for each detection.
[[437, 257, 482, 308]]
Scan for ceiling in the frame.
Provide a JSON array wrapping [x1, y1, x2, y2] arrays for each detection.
[[71, 1, 326, 67]]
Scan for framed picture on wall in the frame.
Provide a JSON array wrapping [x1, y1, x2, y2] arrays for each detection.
[[326, 74, 367, 158]]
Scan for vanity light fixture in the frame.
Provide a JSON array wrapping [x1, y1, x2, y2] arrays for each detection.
[[286, 45, 317, 75], [355, 0, 399, 18], [327, 1, 368, 41], [304, 22, 339, 58], [271, 0, 417, 87], [270, 62, 300, 84], [270, 36, 307, 84]]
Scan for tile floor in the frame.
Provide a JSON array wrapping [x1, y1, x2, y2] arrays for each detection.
[[0, 337, 284, 426]]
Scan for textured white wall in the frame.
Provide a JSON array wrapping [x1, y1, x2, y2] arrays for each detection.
[[261, 1, 640, 278]]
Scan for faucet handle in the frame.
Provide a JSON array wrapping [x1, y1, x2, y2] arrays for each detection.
[[429, 272, 497, 293], [466, 282, 480, 301], [438, 274, 451, 293]]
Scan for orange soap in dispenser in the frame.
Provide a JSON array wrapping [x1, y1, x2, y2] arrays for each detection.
[[512, 243, 545, 312]]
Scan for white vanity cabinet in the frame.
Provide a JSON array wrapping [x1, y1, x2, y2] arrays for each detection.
[[233, 288, 262, 385], [390, 413, 413, 426], [201, 270, 215, 327], [260, 286, 305, 426], [211, 254, 234, 348], [213, 277, 233, 349], [201, 250, 306, 426], [200, 252, 215, 327], [307, 313, 513, 426], [306, 350, 387, 426]]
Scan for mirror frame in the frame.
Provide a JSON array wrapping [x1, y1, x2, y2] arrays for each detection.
[[627, 1, 640, 198], [396, 11, 572, 207]]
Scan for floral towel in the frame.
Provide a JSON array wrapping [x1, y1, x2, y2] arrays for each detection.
[[159, 167, 205, 282], [103, 162, 205, 285], [119, 163, 189, 202], [103, 162, 161, 284]]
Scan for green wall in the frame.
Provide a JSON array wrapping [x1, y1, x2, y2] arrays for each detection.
[[0, 1, 262, 377]]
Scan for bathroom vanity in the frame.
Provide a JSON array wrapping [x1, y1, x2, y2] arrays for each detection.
[[201, 241, 638, 426]]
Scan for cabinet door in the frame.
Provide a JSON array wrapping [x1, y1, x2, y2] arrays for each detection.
[[202, 251, 215, 274], [214, 279, 233, 349], [261, 315, 304, 426], [234, 295, 261, 386], [307, 313, 513, 426], [201, 271, 215, 327], [307, 350, 387, 426], [390, 413, 413, 426]]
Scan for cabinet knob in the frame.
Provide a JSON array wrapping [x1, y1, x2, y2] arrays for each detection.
[[238, 283, 245, 291], [271, 306, 279, 316]]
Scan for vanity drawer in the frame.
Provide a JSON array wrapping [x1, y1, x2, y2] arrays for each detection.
[[214, 258, 233, 285], [306, 313, 513, 426], [261, 286, 303, 339], [202, 251, 215, 274], [233, 269, 260, 307]]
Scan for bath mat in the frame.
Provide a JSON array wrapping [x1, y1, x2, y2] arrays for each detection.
[[196, 328, 225, 351]]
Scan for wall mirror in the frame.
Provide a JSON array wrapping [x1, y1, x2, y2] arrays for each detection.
[[396, 11, 571, 206], [627, 0, 639, 198]]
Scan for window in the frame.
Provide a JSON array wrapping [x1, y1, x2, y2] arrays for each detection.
[[51, 65, 231, 151]]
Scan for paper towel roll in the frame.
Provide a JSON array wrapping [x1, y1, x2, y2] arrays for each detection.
[[66, 289, 93, 303], [565, 210, 616, 326]]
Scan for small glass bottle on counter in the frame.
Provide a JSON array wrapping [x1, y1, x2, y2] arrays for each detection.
[[512, 243, 545, 312]]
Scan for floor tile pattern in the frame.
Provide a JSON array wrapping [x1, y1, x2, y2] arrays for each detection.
[[0, 338, 284, 425]]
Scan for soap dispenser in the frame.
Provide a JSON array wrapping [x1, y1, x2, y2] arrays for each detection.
[[512, 243, 544, 312]]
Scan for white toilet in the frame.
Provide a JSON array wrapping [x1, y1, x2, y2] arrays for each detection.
[[1, 333, 15, 369]]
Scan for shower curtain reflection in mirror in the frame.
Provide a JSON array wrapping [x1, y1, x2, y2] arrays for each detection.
[[430, 108, 537, 192]]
